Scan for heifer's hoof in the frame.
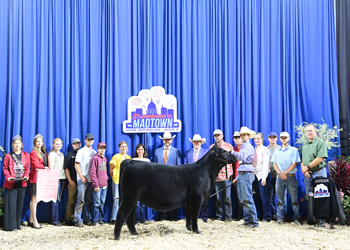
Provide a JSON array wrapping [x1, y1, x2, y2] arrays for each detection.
[[114, 235, 120, 240], [130, 231, 138, 236], [186, 226, 192, 231], [193, 230, 201, 234]]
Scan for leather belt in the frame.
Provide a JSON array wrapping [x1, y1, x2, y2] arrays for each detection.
[[287, 173, 295, 177], [238, 171, 254, 174]]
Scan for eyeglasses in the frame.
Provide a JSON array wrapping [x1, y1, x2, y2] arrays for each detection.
[[240, 133, 249, 137], [86, 138, 94, 141], [280, 137, 288, 140], [268, 136, 277, 139], [306, 130, 315, 133]]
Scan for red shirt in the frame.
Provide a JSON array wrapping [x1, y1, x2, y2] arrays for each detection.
[[210, 141, 234, 181], [3, 151, 31, 189], [29, 150, 47, 184], [233, 145, 241, 178]]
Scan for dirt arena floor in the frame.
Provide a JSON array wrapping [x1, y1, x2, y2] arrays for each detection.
[[1, 219, 350, 250]]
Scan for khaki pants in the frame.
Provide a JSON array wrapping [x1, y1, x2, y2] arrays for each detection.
[[65, 183, 78, 222]]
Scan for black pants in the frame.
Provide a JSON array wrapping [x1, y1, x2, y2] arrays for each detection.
[[4, 184, 26, 231]]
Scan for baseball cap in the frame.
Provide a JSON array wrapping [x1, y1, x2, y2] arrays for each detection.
[[280, 132, 290, 137], [72, 138, 81, 144], [233, 131, 240, 138], [268, 132, 277, 137], [213, 129, 223, 135], [97, 142, 107, 148], [85, 133, 94, 140]]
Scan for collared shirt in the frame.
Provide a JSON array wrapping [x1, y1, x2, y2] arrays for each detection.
[[254, 145, 270, 181], [163, 146, 172, 157], [210, 141, 233, 181], [193, 147, 201, 160], [301, 137, 328, 172], [267, 145, 281, 178], [271, 145, 300, 174], [75, 146, 97, 182], [232, 141, 255, 172]]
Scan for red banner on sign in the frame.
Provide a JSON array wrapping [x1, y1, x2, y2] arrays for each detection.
[[36, 169, 59, 203]]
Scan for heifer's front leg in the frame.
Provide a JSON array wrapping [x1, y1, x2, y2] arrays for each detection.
[[114, 202, 137, 240], [126, 205, 138, 236], [190, 203, 202, 234], [185, 206, 192, 231]]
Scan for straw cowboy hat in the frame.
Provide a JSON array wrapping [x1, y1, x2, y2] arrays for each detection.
[[189, 134, 206, 144], [159, 132, 176, 140], [240, 126, 256, 138]]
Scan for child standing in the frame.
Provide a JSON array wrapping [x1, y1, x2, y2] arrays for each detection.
[[90, 142, 108, 226]]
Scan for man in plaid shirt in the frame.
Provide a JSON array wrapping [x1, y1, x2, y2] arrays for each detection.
[[210, 129, 234, 222]]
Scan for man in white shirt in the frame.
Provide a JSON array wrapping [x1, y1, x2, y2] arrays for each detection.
[[74, 133, 97, 227]]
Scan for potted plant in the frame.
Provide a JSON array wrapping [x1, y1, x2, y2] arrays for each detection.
[[295, 119, 342, 157]]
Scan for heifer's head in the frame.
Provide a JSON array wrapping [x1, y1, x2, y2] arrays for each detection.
[[209, 144, 237, 165]]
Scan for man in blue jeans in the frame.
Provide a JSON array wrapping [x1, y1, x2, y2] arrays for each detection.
[[74, 133, 97, 227], [271, 132, 301, 225], [231, 126, 259, 228]]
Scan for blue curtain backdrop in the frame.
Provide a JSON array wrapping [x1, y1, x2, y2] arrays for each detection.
[[0, 0, 339, 222]]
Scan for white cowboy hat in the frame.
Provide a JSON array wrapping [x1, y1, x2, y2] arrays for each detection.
[[189, 134, 206, 144], [159, 132, 176, 140], [239, 126, 256, 138]]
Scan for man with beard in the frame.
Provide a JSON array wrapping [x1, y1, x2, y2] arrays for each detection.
[[64, 138, 81, 226], [154, 132, 182, 221]]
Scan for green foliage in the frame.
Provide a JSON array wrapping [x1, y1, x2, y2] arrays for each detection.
[[295, 119, 342, 151], [342, 196, 350, 218], [329, 156, 350, 197], [0, 187, 5, 216]]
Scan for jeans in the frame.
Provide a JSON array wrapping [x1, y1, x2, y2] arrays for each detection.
[[110, 182, 119, 221], [258, 173, 272, 221], [92, 187, 107, 223], [237, 172, 259, 226], [135, 201, 146, 223], [304, 167, 327, 199], [74, 180, 93, 224], [276, 176, 301, 220], [214, 180, 232, 220], [49, 180, 62, 224], [269, 177, 276, 216]]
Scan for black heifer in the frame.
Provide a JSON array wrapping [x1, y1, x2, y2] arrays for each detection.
[[114, 145, 237, 240]]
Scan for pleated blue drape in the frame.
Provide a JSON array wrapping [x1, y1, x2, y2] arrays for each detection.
[[0, 0, 339, 222]]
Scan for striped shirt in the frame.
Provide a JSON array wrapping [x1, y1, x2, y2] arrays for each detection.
[[210, 141, 234, 182]]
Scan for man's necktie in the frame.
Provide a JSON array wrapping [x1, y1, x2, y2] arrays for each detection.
[[164, 148, 168, 164], [194, 150, 198, 162]]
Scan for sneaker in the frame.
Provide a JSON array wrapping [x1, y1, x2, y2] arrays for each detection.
[[261, 219, 271, 222], [293, 220, 301, 226], [52, 222, 62, 227], [247, 224, 259, 228], [277, 220, 284, 225], [99, 220, 105, 225], [240, 221, 250, 226], [110, 220, 116, 225], [92, 222, 100, 226], [76, 222, 85, 227], [226, 217, 233, 222]]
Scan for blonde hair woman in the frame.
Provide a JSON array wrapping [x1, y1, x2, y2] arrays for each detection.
[[48, 138, 66, 226], [29, 134, 48, 229], [109, 141, 131, 224]]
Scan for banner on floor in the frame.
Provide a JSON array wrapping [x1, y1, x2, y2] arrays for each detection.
[[36, 169, 59, 203], [123, 86, 182, 133]]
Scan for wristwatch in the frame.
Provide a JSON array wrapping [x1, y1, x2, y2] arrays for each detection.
[[306, 164, 310, 169]]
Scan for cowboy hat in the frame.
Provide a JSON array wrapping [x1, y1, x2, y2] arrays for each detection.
[[189, 134, 206, 144], [159, 132, 176, 140], [232, 131, 240, 138], [239, 126, 256, 138]]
